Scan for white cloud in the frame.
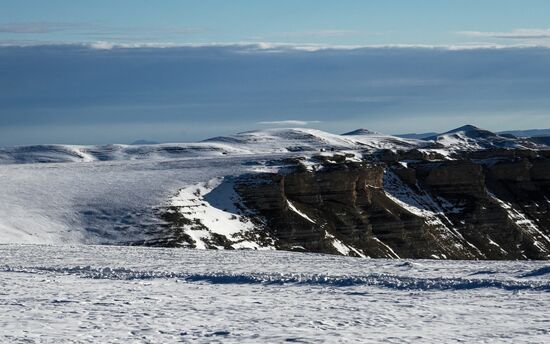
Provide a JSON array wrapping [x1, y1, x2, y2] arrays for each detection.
[[85, 41, 367, 51], [81, 41, 550, 52], [1, 39, 550, 51], [257, 120, 322, 126], [458, 29, 550, 40], [89, 41, 116, 50]]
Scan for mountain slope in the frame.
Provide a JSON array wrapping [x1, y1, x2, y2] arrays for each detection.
[[341, 128, 431, 150], [426, 125, 534, 150]]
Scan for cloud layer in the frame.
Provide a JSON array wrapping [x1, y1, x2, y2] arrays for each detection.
[[1, 44, 550, 145], [458, 29, 550, 40]]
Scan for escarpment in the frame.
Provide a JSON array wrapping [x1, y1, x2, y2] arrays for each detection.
[[155, 145, 550, 259], [233, 150, 550, 259]]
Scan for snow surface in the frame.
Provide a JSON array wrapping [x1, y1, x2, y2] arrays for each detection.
[[0, 154, 283, 245], [0, 142, 250, 165], [0, 126, 546, 168], [1, 244, 549, 343]]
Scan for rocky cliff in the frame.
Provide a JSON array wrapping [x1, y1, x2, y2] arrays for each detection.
[[229, 150, 550, 259], [140, 126, 550, 259]]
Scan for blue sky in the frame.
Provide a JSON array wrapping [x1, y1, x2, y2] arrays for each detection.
[[2, 0, 550, 47], [1, 1, 550, 145]]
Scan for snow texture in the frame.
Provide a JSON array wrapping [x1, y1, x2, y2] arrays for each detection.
[[1, 245, 549, 343]]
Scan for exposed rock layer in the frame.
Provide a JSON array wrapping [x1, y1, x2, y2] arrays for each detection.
[[234, 149, 550, 259]]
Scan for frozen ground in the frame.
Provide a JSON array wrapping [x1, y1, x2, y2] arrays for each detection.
[[1, 244, 549, 343]]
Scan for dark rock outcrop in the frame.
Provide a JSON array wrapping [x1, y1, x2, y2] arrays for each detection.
[[233, 150, 550, 259]]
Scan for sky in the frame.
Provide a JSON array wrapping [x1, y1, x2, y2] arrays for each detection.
[[1, 0, 550, 145]]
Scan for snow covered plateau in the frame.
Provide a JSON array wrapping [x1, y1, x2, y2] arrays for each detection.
[[1, 125, 550, 342]]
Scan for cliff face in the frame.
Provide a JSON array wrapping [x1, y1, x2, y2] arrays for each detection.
[[234, 150, 550, 259]]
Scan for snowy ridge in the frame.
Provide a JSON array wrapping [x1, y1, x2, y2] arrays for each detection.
[[341, 128, 429, 150], [0, 142, 249, 164], [426, 124, 532, 151], [0, 125, 545, 166], [0, 127, 431, 165], [205, 127, 431, 152], [342, 128, 381, 135]]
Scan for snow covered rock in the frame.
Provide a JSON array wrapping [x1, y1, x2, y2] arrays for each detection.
[[426, 124, 535, 151]]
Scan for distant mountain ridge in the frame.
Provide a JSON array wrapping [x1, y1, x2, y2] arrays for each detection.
[[131, 139, 160, 145], [423, 124, 532, 151], [396, 132, 438, 140], [0, 125, 548, 165], [397, 128, 550, 140], [342, 128, 380, 135], [499, 129, 550, 138]]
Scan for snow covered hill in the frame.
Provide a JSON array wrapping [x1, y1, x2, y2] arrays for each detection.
[[0, 142, 249, 165], [205, 127, 433, 152], [0, 126, 546, 166], [425, 124, 535, 151], [0, 127, 433, 165]]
